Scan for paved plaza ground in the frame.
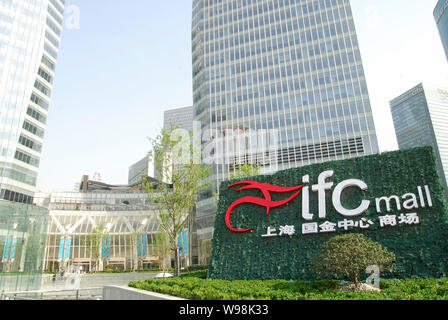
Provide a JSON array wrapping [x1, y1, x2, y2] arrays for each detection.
[[41, 272, 159, 291], [1, 272, 159, 300]]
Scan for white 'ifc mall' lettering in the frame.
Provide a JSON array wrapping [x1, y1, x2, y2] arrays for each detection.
[[302, 171, 433, 220]]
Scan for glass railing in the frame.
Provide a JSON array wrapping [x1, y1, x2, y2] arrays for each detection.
[[0, 200, 48, 293]]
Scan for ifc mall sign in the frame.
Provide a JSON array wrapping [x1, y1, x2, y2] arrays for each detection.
[[209, 147, 448, 281], [225, 171, 433, 237]]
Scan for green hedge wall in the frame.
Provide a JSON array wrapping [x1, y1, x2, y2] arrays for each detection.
[[208, 147, 448, 281]]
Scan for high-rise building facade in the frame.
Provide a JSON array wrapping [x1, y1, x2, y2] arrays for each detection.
[[390, 83, 448, 200], [435, 0, 448, 62], [192, 0, 379, 264], [128, 156, 150, 185], [0, 0, 65, 292], [0, 0, 65, 204], [163, 106, 194, 134]]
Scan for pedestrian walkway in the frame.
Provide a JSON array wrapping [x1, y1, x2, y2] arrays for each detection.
[[2, 272, 158, 300]]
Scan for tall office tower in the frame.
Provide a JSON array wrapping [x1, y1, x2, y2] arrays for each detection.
[[128, 156, 150, 185], [435, 0, 448, 62], [164, 106, 194, 133], [0, 0, 65, 203], [390, 83, 448, 200], [163, 106, 199, 265], [192, 0, 379, 263]]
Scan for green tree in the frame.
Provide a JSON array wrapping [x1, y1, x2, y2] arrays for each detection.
[[143, 124, 210, 277], [214, 164, 261, 202], [230, 164, 261, 180], [86, 225, 109, 273], [152, 232, 171, 276], [312, 233, 395, 285]]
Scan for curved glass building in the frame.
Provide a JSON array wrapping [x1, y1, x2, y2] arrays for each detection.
[[435, 0, 448, 61], [192, 0, 379, 264]]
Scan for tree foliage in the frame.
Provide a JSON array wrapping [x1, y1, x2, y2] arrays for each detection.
[[86, 224, 109, 272], [143, 123, 210, 276], [312, 233, 396, 284], [152, 232, 171, 275], [230, 164, 262, 180]]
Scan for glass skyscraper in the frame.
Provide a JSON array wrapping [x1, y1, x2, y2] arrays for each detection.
[[192, 0, 379, 264], [435, 0, 448, 62], [0, 0, 65, 292], [0, 0, 65, 203], [390, 83, 448, 200]]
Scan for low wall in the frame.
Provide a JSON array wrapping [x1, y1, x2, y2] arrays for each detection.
[[103, 285, 186, 300]]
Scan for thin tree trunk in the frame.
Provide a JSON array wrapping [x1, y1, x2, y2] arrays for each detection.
[[353, 272, 359, 286]]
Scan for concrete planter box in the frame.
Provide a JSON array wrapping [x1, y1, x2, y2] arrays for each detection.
[[103, 285, 187, 300]]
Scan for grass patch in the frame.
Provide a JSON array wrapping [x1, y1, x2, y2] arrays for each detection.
[[129, 271, 448, 300]]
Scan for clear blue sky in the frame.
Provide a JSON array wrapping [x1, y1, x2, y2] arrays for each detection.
[[36, 0, 448, 192]]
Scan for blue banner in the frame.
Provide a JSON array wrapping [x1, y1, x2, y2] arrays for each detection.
[[101, 236, 111, 258], [106, 237, 111, 258], [177, 231, 189, 255], [137, 235, 141, 257], [182, 231, 189, 255], [58, 237, 65, 259], [9, 238, 17, 260], [142, 234, 147, 257], [64, 238, 72, 259], [138, 234, 147, 257], [2, 238, 11, 260]]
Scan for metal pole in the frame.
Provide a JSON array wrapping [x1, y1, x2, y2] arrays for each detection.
[[61, 236, 66, 278]]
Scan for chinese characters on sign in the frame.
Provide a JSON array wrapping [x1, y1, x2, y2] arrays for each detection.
[[261, 213, 420, 237]]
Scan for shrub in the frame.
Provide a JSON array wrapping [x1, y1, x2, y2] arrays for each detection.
[[129, 276, 448, 300], [312, 233, 396, 285]]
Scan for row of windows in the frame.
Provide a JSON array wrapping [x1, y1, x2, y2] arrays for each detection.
[[38, 67, 53, 84], [49, 0, 65, 17], [46, 16, 61, 37], [47, 4, 63, 25], [27, 106, 47, 124], [14, 150, 40, 167], [203, 32, 356, 72], [205, 0, 342, 21], [203, 31, 356, 71], [196, 69, 366, 110], [277, 136, 364, 165], [30, 92, 49, 110], [211, 99, 370, 129], [202, 0, 348, 38], [23, 121, 45, 138], [203, 4, 350, 46], [0, 166, 37, 186], [34, 80, 51, 97], [0, 189, 33, 204], [229, 135, 364, 172], [206, 61, 361, 100], [205, 0, 342, 16], [42, 55, 55, 71], [45, 30, 60, 49], [211, 116, 373, 156], [208, 79, 366, 111], [19, 135, 43, 153], [44, 42, 58, 60], [207, 57, 361, 89]]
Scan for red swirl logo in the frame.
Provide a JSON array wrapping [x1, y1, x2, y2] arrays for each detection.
[[226, 181, 305, 233]]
